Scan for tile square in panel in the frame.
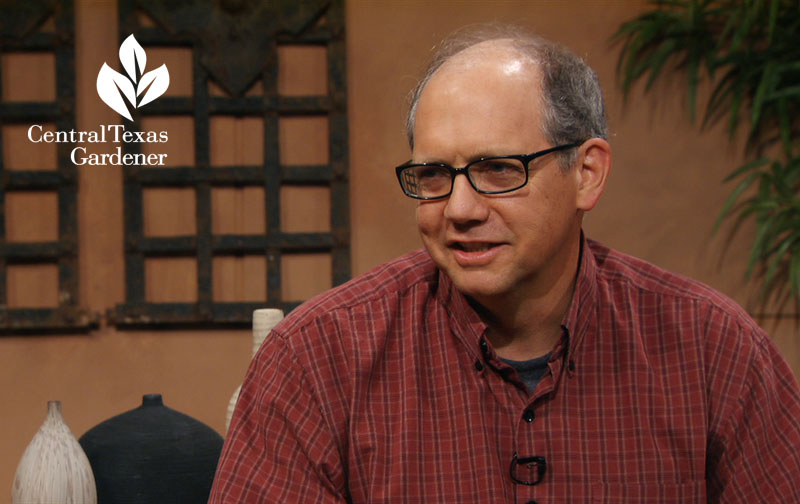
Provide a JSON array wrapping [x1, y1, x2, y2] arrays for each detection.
[[279, 116, 329, 166], [143, 187, 196, 237], [143, 47, 193, 97], [278, 45, 328, 96], [210, 116, 264, 166], [7, 263, 59, 308], [5, 191, 58, 242], [211, 186, 266, 235], [139, 116, 195, 167], [213, 255, 267, 302], [2, 124, 57, 170], [145, 257, 197, 303], [1, 52, 55, 102]]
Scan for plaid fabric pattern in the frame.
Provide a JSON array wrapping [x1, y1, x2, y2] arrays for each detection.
[[209, 238, 800, 503]]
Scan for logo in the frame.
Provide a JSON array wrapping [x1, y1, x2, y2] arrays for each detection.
[[26, 34, 170, 166], [96, 35, 170, 121]]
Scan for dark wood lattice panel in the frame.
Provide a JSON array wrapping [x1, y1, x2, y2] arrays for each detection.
[[108, 0, 350, 327], [0, 0, 97, 332]]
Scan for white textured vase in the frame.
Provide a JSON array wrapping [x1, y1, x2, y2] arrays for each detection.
[[12, 401, 97, 504], [225, 308, 284, 432]]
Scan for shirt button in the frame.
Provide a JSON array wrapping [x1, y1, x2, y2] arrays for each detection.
[[474, 360, 484, 371], [522, 409, 535, 422], [525, 501, 538, 504], [480, 339, 489, 354]]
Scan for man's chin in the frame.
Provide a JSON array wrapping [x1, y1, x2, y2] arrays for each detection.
[[448, 272, 510, 305]]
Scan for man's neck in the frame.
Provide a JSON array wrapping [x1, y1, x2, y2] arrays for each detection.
[[473, 237, 581, 361], [477, 282, 574, 360]]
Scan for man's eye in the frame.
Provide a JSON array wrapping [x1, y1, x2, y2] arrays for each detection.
[[416, 167, 448, 179], [488, 163, 513, 173], [475, 161, 523, 174]]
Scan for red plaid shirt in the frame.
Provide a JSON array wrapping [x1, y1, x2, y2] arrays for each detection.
[[210, 239, 800, 503]]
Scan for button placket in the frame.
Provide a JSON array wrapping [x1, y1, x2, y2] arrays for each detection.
[[513, 401, 546, 500], [522, 408, 535, 423], [474, 338, 491, 374]]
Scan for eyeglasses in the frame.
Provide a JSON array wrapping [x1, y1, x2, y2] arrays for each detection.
[[395, 142, 581, 200]]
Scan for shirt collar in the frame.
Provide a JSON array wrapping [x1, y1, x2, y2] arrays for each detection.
[[559, 233, 598, 366], [435, 267, 488, 354]]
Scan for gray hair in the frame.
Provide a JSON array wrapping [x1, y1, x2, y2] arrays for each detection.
[[405, 25, 607, 169]]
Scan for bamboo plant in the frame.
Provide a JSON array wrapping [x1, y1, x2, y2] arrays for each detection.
[[611, 0, 800, 310]]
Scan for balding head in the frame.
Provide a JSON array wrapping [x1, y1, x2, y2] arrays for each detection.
[[428, 38, 535, 79], [406, 25, 607, 169], [413, 40, 545, 164]]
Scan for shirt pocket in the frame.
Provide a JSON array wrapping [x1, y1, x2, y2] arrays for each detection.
[[591, 480, 706, 503]]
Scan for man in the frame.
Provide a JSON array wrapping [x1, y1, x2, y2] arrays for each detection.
[[210, 26, 800, 503]]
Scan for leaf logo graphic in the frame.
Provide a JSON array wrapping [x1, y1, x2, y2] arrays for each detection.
[[96, 35, 169, 121]]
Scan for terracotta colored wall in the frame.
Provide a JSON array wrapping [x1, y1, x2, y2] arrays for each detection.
[[1, 0, 797, 495]]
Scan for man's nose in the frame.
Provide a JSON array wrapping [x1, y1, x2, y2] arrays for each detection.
[[443, 174, 490, 224]]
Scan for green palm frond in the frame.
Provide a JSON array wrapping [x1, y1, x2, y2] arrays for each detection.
[[611, 0, 800, 310]]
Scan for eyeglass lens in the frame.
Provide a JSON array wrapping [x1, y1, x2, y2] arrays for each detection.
[[401, 157, 527, 198]]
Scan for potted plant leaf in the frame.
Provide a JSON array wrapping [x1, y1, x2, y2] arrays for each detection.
[[611, 0, 800, 311]]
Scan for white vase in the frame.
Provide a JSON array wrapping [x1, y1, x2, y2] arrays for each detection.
[[225, 308, 284, 432], [12, 401, 97, 504]]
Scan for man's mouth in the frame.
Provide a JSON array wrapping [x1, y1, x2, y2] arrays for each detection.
[[447, 241, 504, 267], [451, 242, 498, 252]]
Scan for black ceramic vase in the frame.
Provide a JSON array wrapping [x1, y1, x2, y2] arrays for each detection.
[[79, 394, 224, 504]]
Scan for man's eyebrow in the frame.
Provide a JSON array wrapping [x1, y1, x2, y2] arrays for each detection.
[[413, 150, 512, 165], [466, 150, 503, 160]]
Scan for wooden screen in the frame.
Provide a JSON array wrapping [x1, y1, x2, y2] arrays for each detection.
[[0, 0, 97, 332], [108, 0, 350, 327]]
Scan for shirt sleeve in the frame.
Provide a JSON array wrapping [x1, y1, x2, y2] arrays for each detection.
[[208, 331, 349, 503], [706, 321, 800, 502]]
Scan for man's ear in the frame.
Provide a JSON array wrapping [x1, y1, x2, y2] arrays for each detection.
[[575, 138, 611, 212]]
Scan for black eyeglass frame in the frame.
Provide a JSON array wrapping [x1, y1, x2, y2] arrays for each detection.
[[394, 142, 582, 200]]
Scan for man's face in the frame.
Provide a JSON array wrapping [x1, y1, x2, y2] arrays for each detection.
[[412, 43, 584, 310]]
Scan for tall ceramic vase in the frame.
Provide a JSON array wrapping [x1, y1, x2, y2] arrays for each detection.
[[12, 400, 97, 504], [225, 308, 284, 432]]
